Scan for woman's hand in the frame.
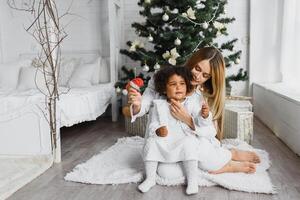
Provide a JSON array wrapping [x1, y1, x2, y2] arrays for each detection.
[[169, 99, 195, 130], [201, 100, 209, 119], [128, 88, 142, 115]]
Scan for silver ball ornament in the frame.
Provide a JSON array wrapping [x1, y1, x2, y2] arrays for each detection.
[[174, 38, 181, 46], [154, 63, 161, 70], [142, 64, 150, 72], [122, 89, 128, 96], [202, 22, 208, 29], [148, 35, 153, 42], [115, 87, 121, 93], [162, 13, 169, 21]]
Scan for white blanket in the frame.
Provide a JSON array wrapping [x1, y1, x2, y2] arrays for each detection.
[[64, 136, 276, 194], [0, 83, 114, 127], [58, 84, 114, 127]]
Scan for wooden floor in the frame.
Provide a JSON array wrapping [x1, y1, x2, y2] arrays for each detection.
[[9, 116, 300, 200]]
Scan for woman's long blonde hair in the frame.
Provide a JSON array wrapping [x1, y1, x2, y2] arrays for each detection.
[[185, 47, 226, 140]]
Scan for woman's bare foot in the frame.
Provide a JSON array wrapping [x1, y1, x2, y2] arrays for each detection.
[[209, 160, 256, 174], [231, 149, 261, 163]]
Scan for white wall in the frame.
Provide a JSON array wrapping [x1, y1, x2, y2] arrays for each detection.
[[56, 0, 106, 54], [122, 0, 250, 96], [122, 0, 145, 76], [0, 0, 108, 62], [225, 0, 250, 96], [0, 1, 36, 62]]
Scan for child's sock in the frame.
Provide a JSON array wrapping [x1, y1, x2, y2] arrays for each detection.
[[138, 161, 158, 193], [184, 160, 199, 195]]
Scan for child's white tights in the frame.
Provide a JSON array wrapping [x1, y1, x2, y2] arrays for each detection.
[[138, 160, 198, 195], [184, 160, 199, 195], [138, 161, 158, 193]]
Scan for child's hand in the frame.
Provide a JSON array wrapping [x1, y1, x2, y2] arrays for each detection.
[[201, 100, 209, 119], [156, 126, 168, 137], [128, 88, 141, 105], [127, 77, 144, 106], [128, 88, 142, 115]]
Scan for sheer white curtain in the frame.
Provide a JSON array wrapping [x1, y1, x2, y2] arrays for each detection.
[[279, 0, 300, 86], [249, 0, 283, 86], [249, 0, 300, 89]]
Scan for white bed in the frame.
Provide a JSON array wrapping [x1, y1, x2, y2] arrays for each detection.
[[0, 51, 118, 159]]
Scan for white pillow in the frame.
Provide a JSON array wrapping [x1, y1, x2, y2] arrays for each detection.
[[99, 58, 110, 83], [90, 57, 110, 84], [17, 67, 48, 92], [91, 57, 102, 85], [68, 62, 97, 88], [0, 59, 32, 89], [58, 57, 81, 86]]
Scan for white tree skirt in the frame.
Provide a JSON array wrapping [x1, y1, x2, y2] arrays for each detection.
[[65, 137, 276, 194], [0, 155, 53, 199]]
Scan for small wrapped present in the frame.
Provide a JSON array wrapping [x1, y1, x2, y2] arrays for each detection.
[[224, 99, 253, 144]]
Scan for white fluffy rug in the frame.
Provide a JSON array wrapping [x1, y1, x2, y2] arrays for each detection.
[[65, 136, 276, 194], [0, 155, 53, 200]]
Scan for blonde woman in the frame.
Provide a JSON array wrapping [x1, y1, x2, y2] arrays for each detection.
[[129, 47, 260, 176]]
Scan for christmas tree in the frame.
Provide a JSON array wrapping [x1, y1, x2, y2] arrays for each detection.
[[115, 0, 247, 95]]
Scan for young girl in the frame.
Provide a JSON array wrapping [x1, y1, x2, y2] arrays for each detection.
[[138, 66, 212, 195]]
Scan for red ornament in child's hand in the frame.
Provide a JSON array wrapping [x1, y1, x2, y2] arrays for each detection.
[[125, 78, 144, 92], [131, 78, 144, 87]]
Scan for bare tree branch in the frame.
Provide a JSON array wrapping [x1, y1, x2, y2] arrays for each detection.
[[8, 0, 71, 158]]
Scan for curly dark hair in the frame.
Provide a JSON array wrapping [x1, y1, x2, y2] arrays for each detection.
[[154, 66, 193, 96]]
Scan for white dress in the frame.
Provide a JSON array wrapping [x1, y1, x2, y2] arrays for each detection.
[[131, 76, 231, 171], [143, 99, 199, 162]]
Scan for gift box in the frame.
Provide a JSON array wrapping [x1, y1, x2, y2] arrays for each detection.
[[224, 99, 253, 144], [124, 114, 148, 137], [225, 99, 253, 112], [122, 94, 148, 137]]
